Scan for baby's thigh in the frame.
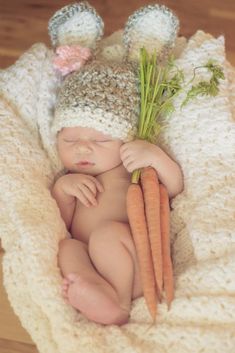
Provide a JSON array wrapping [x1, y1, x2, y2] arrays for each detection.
[[89, 220, 142, 298], [89, 220, 133, 254]]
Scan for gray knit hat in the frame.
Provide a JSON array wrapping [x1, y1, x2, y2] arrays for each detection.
[[53, 60, 140, 141], [49, 1, 179, 141]]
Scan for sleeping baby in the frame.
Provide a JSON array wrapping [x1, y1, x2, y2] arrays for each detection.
[[47, 0, 184, 326], [51, 59, 183, 325]]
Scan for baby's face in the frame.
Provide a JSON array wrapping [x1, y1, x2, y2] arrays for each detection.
[[57, 126, 123, 176]]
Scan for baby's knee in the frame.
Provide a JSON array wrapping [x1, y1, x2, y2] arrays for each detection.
[[59, 238, 87, 254], [59, 238, 73, 250]]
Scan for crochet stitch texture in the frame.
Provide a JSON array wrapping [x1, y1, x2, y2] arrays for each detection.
[[49, 1, 180, 141], [52, 60, 140, 141], [48, 1, 104, 48]]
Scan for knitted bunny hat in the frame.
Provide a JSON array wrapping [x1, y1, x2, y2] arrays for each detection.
[[49, 1, 179, 142]]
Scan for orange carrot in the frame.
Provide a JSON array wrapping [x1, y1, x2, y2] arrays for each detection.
[[126, 183, 157, 321], [141, 167, 163, 299], [159, 183, 174, 309]]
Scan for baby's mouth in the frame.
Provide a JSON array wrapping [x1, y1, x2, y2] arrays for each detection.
[[76, 161, 95, 167]]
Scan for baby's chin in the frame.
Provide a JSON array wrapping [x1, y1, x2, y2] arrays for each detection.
[[68, 164, 106, 176], [68, 162, 124, 177]]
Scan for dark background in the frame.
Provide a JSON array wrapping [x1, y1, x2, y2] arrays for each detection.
[[0, 0, 235, 68]]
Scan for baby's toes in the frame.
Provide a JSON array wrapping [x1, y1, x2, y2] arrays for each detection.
[[62, 288, 69, 300], [62, 277, 70, 286], [61, 285, 71, 304], [67, 273, 80, 284], [61, 273, 80, 302], [62, 281, 69, 290], [61, 278, 70, 297], [61, 283, 67, 294]]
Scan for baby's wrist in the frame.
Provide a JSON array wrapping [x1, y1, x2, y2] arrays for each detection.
[[53, 175, 70, 197], [148, 144, 163, 168], [52, 180, 76, 206], [52, 177, 65, 197]]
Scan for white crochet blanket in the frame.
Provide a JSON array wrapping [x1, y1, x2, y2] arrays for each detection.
[[0, 30, 235, 353]]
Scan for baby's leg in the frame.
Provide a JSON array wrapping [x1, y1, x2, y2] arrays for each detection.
[[88, 221, 139, 320], [58, 238, 128, 325]]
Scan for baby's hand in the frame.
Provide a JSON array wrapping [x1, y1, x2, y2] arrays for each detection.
[[120, 139, 158, 173], [57, 173, 104, 207]]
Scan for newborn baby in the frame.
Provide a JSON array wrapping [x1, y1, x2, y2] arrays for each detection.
[[48, 0, 183, 327], [51, 124, 183, 325]]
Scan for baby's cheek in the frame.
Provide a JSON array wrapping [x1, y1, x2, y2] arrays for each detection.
[[58, 148, 72, 167], [105, 152, 121, 168]]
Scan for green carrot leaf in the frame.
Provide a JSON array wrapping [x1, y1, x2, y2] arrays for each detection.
[[131, 47, 225, 184]]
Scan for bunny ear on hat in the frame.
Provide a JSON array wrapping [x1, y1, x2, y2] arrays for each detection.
[[48, 1, 104, 49], [123, 4, 180, 63]]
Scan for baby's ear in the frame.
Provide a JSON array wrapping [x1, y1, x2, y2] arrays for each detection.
[[48, 1, 104, 49], [123, 4, 179, 63]]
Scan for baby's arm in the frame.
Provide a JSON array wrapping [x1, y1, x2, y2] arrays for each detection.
[[51, 176, 76, 230], [120, 140, 183, 199], [51, 173, 104, 230]]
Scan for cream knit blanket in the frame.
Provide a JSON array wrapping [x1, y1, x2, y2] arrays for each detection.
[[0, 30, 235, 353]]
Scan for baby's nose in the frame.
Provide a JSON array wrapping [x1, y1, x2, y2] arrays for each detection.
[[75, 142, 92, 154]]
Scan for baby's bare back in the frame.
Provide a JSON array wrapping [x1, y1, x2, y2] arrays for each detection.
[[70, 173, 131, 243]]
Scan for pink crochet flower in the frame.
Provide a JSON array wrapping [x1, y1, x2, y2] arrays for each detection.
[[53, 45, 92, 76]]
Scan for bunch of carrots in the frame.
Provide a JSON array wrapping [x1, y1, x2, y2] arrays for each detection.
[[126, 47, 224, 321]]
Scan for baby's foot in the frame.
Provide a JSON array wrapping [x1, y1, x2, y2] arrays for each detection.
[[61, 277, 70, 303], [64, 273, 130, 325]]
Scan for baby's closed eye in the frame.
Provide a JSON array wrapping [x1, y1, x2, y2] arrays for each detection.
[[93, 139, 112, 143], [63, 139, 78, 143]]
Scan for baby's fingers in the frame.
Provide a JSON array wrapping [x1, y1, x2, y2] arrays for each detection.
[[94, 179, 104, 193], [79, 185, 98, 207], [86, 176, 104, 193], [82, 179, 96, 194], [73, 188, 96, 207]]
